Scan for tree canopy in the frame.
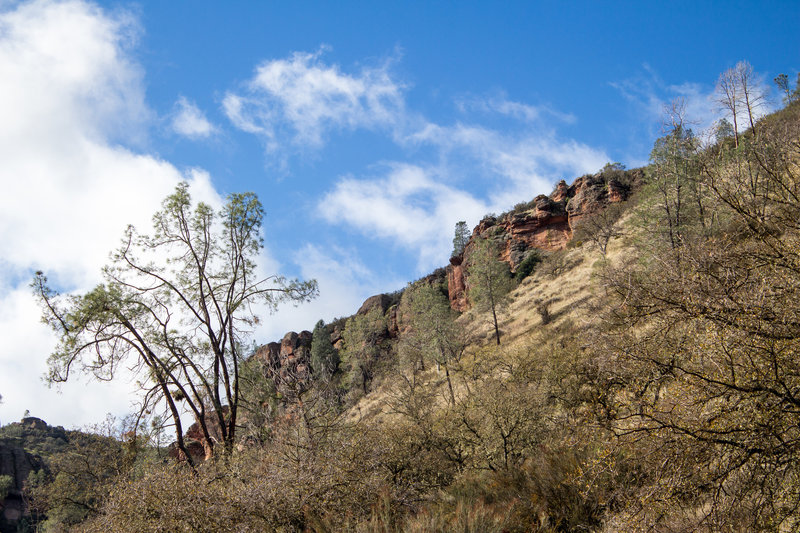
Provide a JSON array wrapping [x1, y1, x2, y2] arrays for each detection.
[[452, 221, 470, 257], [33, 183, 317, 464], [467, 237, 513, 345]]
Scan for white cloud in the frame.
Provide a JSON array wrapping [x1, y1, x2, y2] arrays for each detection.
[[223, 48, 406, 151], [456, 93, 576, 124], [312, 96, 608, 272], [409, 123, 606, 181], [612, 64, 777, 156], [320, 164, 491, 271], [252, 244, 400, 342], [223, 49, 609, 281], [172, 96, 216, 139], [0, 0, 224, 428], [318, 126, 608, 271], [612, 66, 748, 141], [0, 286, 131, 428]]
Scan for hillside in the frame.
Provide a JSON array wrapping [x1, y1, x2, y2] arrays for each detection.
[[7, 89, 800, 532]]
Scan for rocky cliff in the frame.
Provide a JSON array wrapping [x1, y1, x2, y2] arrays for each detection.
[[447, 167, 641, 310], [0, 441, 42, 530], [0, 418, 55, 532], [232, 168, 642, 438]]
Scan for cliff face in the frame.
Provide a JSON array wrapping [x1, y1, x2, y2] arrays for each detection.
[[235, 169, 641, 427], [0, 418, 53, 531], [447, 168, 641, 311], [248, 330, 315, 407], [0, 441, 42, 529]]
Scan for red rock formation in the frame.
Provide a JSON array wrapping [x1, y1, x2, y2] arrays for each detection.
[[447, 255, 468, 312], [445, 168, 642, 310], [357, 294, 392, 316], [167, 438, 206, 464]]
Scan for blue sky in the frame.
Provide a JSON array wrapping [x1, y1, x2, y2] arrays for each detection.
[[0, 0, 797, 427]]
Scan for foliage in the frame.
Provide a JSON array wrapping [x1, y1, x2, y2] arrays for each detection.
[[467, 237, 514, 345], [715, 117, 735, 143], [598, 68, 800, 529], [513, 249, 541, 281], [601, 161, 626, 172], [0, 420, 69, 457], [342, 308, 387, 396], [33, 183, 317, 464], [27, 432, 133, 532], [646, 117, 701, 250], [79, 415, 437, 532], [511, 198, 537, 214], [452, 221, 470, 257], [572, 202, 625, 258], [0, 475, 11, 500], [236, 355, 280, 442], [774, 72, 800, 104], [310, 319, 339, 383], [398, 282, 466, 404]]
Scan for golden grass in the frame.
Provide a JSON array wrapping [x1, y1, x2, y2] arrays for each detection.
[[347, 208, 642, 426]]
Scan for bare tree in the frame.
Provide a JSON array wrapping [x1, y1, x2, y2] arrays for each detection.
[[573, 203, 625, 259], [717, 65, 741, 147], [717, 61, 768, 146]]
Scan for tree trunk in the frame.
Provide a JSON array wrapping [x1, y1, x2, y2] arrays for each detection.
[[444, 363, 456, 405], [491, 305, 501, 345]]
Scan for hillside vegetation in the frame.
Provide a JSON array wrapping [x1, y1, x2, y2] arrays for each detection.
[[6, 64, 800, 532]]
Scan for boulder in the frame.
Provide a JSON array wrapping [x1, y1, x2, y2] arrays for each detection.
[[357, 294, 392, 316]]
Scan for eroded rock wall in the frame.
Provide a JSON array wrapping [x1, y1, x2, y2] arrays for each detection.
[[446, 168, 641, 310]]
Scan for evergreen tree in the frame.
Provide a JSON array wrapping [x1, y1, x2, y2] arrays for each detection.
[[467, 237, 514, 345], [342, 309, 386, 395], [399, 283, 466, 405], [310, 320, 339, 382], [452, 221, 470, 257], [774, 72, 800, 105]]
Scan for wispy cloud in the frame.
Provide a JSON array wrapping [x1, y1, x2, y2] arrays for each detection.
[[172, 96, 216, 139], [223, 48, 406, 153], [456, 93, 576, 124], [611, 64, 767, 141], [226, 50, 609, 272], [317, 121, 609, 272], [408, 123, 606, 183], [252, 244, 403, 340], [319, 164, 490, 270]]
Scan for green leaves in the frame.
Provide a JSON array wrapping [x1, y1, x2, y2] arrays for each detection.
[[452, 220, 470, 257], [34, 181, 317, 461], [467, 237, 513, 345], [310, 320, 339, 382]]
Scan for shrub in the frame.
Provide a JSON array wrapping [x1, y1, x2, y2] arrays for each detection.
[[0, 474, 12, 500], [515, 250, 542, 281]]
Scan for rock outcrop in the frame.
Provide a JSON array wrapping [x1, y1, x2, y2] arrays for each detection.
[[357, 294, 392, 316], [252, 330, 314, 397], [169, 329, 316, 463], [447, 255, 469, 312], [0, 440, 42, 528], [0, 424, 48, 531], [446, 168, 641, 310]]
